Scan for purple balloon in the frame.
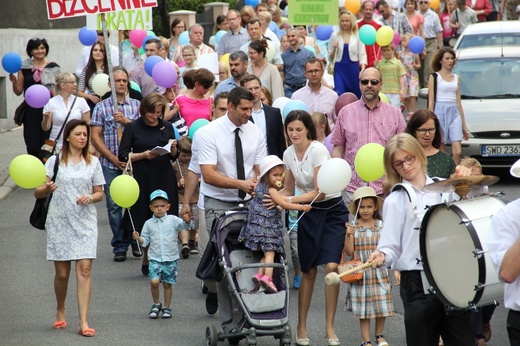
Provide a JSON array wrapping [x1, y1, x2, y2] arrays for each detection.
[[144, 56, 163, 77], [78, 26, 97, 46], [25, 85, 50, 108], [324, 134, 333, 154], [152, 61, 178, 88]]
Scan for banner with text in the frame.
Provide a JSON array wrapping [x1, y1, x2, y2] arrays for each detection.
[[47, 0, 157, 20], [288, 0, 338, 26], [86, 9, 152, 30]]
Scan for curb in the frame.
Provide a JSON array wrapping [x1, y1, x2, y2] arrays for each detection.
[[0, 177, 18, 201]]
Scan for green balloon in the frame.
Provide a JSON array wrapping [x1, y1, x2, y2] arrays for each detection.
[[9, 154, 46, 189], [110, 175, 140, 208], [354, 143, 386, 182], [188, 119, 210, 139]]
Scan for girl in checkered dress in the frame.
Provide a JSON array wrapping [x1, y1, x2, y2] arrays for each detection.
[[345, 187, 395, 346]]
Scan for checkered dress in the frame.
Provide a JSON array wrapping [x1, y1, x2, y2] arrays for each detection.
[[346, 220, 395, 319]]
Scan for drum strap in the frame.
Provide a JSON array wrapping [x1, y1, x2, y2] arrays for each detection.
[[391, 183, 425, 221]]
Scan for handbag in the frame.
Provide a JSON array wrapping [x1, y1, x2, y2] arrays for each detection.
[[337, 252, 363, 283], [38, 96, 77, 163], [196, 218, 223, 282], [29, 154, 59, 230], [14, 100, 28, 126]]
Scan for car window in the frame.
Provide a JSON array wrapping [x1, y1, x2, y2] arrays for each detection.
[[456, 58, 520, 98], [457, 33, 520, 49]]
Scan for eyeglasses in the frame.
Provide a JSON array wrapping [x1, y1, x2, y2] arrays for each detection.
[[65, 81, 77, 84], [228, 17, 239, 21], [248, 51, 258, 56], [182, 54, 194, 57], [416, 127, 436, 135], [393, 155, 416, 170], [305, 69, 323, 74], [360, 79, 380, 86], [114, 79, 128, 83], [419, 1, 429, 4]]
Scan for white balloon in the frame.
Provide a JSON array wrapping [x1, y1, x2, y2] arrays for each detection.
[[272, 96, 291, 114], [317, 158, 352, 195], [91, 73, 110, 96], [266, 40, 276, 62]]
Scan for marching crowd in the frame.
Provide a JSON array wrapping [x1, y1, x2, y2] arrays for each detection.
[[8, 0, 520, 344]]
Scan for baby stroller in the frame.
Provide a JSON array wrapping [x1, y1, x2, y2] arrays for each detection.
[[204, 208, 292, 346]]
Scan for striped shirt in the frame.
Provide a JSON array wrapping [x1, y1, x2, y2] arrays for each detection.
[[421, 9, 444, 38], [91, 96, 141, 170], [376, 57, 406, 94]]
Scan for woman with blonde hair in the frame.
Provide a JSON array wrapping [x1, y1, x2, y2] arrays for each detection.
[[329, 11, 367, 98], [240, 5, 256, 27]]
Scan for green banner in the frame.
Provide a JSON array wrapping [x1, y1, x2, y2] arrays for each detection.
[[288, 0, 338, 26]]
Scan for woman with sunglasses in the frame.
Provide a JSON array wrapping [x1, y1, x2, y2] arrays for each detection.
[[405, 109, 455, 179], [172, 68, 215, 129], [10, 37, 61, 157], [329, 11, 367, 98], [368, 133, 475, 346]]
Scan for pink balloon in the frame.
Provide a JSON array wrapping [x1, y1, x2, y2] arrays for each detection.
[[335, 92, 358, 115], [392, 31, 401, 49], [129, 30, 147, 47], [25, 85, 50, 108], [152, 61, 178, 88], [324, 134, 334, 154]]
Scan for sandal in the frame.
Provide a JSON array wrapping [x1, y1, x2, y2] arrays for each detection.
[[251, 273, 263, 286], [149, 303, 162, 319], [375, 335, 388, 346], [259, 275, 278, 293], [360, 342, 372, 346], [53, 320, 67, 329], [78, 327, 96, 337]]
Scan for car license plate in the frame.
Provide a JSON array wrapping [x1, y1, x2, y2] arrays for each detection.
[[481, 145, 520, 156]]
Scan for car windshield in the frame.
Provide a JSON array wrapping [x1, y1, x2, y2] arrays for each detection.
[[457, 33, 520, 49], [455, 58, 520, 99]]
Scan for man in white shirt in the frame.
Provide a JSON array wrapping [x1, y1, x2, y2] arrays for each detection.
[[173, 24, 215, 63], [75, 30, 119, 77], [239, 18, 283, 71]]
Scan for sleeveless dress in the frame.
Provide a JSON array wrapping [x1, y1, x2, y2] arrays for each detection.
[[347, 220, 395, 319], [434, 73, 462, 144], [239, 182, 285, 253], [400, 51, 419, 97], [334, 43, 362, 98]]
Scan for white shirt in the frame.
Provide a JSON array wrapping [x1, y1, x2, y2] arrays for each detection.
[[75, 44, 120, 77], [198, 114, 267, 201], [189, 130, 205, 210], [251, 104, 267, 144], [488, 198, 520, 311], [377, 176, 444, 271], [43, 95, 90, 148]]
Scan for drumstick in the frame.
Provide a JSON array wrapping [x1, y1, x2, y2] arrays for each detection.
[[325, 261, 374, 286]]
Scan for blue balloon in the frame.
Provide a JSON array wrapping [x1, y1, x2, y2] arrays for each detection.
[[282, 100, 309, 120], [172, 125, 180, 140], [2, 52, 22, 74], [78, 26, 97, 46], [141, 35, 159, 49], [215, 30, 227, 45], [178, 31, 190, 46], [316, 26, 333, 41], [245, 0, 260, 6], [409, 36, 425, 54], [144, 56, 163, 77]]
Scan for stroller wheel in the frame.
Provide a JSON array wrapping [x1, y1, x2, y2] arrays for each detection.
[[246, 327, 257, 345], [205, 325, 218, 346], [279, 324, 292, 346]]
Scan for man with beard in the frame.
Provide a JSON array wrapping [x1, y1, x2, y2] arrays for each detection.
[[214, 51, 249, 95], [330, 67, 406, 206]]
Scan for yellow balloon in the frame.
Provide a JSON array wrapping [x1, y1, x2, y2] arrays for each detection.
[[9, 154, 46, 189], [345, 0, 361, 14], [376, 26, 394, 47], [110, 175, 140, 208], [379, 92, 390, 104], [430, 0, 440, 10], [354, 143, 386, 182], [220, 53, 230, 65]]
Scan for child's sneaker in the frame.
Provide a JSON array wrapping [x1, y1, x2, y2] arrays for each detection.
[[162, 307, 172, 319], [181, 243, 190, 258], [251, 273, 263, 286], [260, 275, 278, 293], [149, 303, 162, 319]]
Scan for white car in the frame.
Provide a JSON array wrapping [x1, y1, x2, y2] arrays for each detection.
[[453, 21, 520, 51]]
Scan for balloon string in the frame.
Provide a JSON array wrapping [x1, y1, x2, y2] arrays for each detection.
[[286, 192, 320, 234], [127, 208, 142, 255]]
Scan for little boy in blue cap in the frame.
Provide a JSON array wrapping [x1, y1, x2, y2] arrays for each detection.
[[133, 189, 194, 318]]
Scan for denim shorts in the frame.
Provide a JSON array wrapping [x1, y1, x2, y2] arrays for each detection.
[[149, 260, 178, 284]]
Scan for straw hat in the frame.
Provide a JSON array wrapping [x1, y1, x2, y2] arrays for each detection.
[[348, 186, 383, 216], [259, 155, 285, 179]]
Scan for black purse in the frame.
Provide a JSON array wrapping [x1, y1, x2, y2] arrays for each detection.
[[196, 219, 223, 282], [29, 155, 59, 230], [13, 100, 28, 126]]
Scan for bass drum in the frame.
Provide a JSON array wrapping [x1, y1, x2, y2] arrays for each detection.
[[420, 195, 505, 309]]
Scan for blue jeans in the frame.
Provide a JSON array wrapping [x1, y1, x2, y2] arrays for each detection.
[[102, 166, 128, 254], [284, 85, 299, 98]]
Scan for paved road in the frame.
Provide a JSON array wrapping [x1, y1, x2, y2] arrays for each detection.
[[0, 178, 515, 346]]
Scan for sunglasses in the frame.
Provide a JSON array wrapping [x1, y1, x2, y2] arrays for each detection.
[[419, 1, 429, 3], [31, 37, 46, 41], [360, 79, 380, 86]]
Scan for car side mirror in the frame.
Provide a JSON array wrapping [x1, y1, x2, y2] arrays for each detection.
[[418, 88, 428, 99]]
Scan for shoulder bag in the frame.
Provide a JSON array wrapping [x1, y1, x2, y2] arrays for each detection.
[[14, 100, 28, 126], [38, 96, 77, 163], [30, 154, 60, 230]]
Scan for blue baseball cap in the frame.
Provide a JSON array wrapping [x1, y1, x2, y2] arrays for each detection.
[[150, 189, 169, 202]]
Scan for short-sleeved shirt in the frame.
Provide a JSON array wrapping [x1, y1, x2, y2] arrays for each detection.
[[291, 84, 338, 119], [282, 47, 315, 86], [44, 95, 90, 149], [376, 57, 406, 94], [217, 28, 250, 56], [214, 77, 239, 95]]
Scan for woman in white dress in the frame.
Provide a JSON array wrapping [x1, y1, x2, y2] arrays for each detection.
[[34, 119, 105, 337]]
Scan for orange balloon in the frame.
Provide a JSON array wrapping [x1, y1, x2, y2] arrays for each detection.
[[344, 0, 361, 14], [430, 0, 440, 10]]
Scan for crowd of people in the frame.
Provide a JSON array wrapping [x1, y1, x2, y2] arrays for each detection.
[[8, 0, 520, 344]]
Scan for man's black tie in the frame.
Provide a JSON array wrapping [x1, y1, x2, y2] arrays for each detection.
[[235, 128, 246, 200]]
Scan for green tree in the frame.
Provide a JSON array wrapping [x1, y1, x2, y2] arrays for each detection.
[[153, 0, 237, 37]]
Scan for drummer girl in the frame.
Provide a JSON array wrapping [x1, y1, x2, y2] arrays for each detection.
[[368, 133, 475, 346], [345, 186, 395, 346]]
